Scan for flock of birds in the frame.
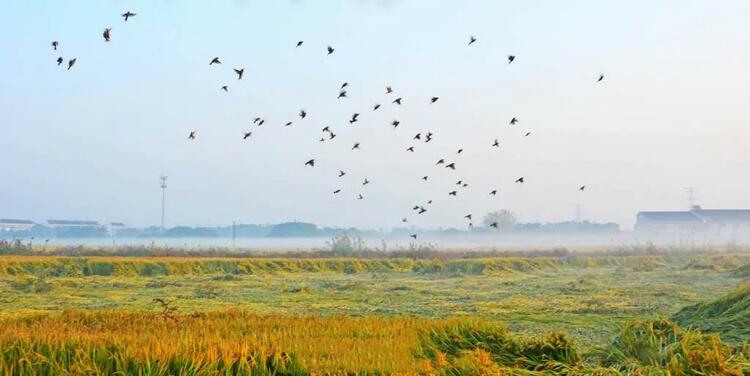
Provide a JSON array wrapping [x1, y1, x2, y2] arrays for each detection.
[[50, 10, 601, 239]]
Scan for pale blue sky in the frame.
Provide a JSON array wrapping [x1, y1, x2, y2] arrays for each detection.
[[2, 1, 750, 229]]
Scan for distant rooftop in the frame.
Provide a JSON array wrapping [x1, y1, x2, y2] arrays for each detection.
[[637, 211, 702, 223], [47, 220, 100, 226], [0, 219, 35, 225]]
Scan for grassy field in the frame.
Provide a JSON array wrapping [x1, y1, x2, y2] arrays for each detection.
[[0, 252, 749, 374]]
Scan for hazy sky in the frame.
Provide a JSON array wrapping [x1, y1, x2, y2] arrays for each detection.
[[2, 1, 750, 230]]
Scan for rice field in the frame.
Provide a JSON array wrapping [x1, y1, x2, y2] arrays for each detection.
[[0, 252, 748, 374]]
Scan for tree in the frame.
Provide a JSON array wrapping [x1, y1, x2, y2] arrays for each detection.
[[482, 210, 517, 231]]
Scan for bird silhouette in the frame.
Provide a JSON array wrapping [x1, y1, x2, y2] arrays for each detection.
[[56, 57, 63, 66], [507, 55, 515, 64], [221, 85, 228, 92], [422, 176, 429, 181], [234, 68, 244, 80], [392, 97, 402, 105], [362, 178, 370, 185], [418, 207, 427, 214], [188, 131, 196, 140], [490, 222, 499, 228], [103, 28, 111, 42], [305, 159, 315, 167], [445, 163, 456, 170], [457, 149, 463, 154], [327, 46, 335, 55], [341, 82, 348, 89], [597, 74, 604, 82], [67, 58, 76, 70], [402, 218, 408, 223], [468, 36, 477, 45], [329, 132, 337, 140], [448, 191, 458, 196], [410, 234, 417, 239], [333, 189, 341, 194], [386, 86, 393, 94], [285, 121, 293, 126], [296, 41, 303, 47], [492, 139, 500, 147], [413, 133, 422, 140], [358, 194, 364, 200], [412, 205, 420, 211], [465, 214, 472, 220], [210, 57, 221, 65], [322, 126, 330, 133], [579, 185, 586, 191], [253, 117, 261, 124], [258, 119, 265, 126], [525, 132, 532, 137], [373, 104, 381, 110], [436, 159, 445, 165], [121, 11, 136, 21], [489, 190, 497, 195], [51, 41, 58, 50], [338, 170, 346, 177], [509, 117, 518, 125], [352, 142, 360, 150], [391, 120, 400, 129], [299, 110, 307, 119], [456, 180, 463, 185], [406, 146, 415, 152], [515, 177, 525, 183], [338, 90, 347, 99], [431, 97, 439, 103], [349, 113, 360, 124], [243, 131, 252, 140], [319, 137, 325, 142]]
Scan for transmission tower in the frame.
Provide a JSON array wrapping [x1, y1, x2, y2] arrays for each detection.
[[160, 176, 168, 230]]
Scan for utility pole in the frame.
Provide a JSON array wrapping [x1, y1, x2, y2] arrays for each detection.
[[160, 176, 168, 231], [684, 187, 695, 209]]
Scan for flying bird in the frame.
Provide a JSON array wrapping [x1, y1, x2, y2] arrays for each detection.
[[597, 74, 604, 82], [414, 133, 422, 140], [525, 132, 532, 137], [436, 159, 445, 165], [468, 36, 477, 45], [221, 85, 228, 92], [333, 189, 341, 194], [56, 57, 63, 66], [445, 163, 456, 170], [358, 194, 364, 200], [410, 234, 417, 239], [327, 46, 335, 55], [299, 110, 307, 119], [341, 82, 348, 89], [243, 131, 252, 140], [579, 185, 586, 191], [373, 104, 381, 110], [285, 121, 293, 127], [490, 222, 499, 228], [349, 113, 360, 124], [515, 177, 525, 183], [431, 97, 439, 103], [456, 180, 463, 185], [402, 218, 408, 223], [103, 28, 111, 42], [352, 142, 360, 150], [507, 55, 515, 64], [51, 41, 58, 50], [234, 68, 244, 80], [338, 170, 346, 177], [509, 117, 518, 125], [406, 146, 415, 152], [322, 126, 330, 133], [422, 176, 429, 181], [465, 214, 472, 220], [188, 131, 196, 140], [253, 117, 261, 124], [338, 90, 347, 99], [448, 191, 458, 196], [305, 159, 315, 167], [492, 139, 500, 147], [210, 57, 221, 65], [67, 58, 76, 70], [392, 97, 402, 105], [391, 120, 400, 128], [386, 86, 393, 94], [296, 41, 303, 47], [489, 190, 497, 195], [418, 207, 427, 214], [362, 178, 370, 185], [457, 149, 463, 154], [121, 11, 136, 21], [258, 119, 265, 126], [329, 132, 337, 140]]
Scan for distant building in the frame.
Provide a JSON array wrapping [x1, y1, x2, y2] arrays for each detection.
[[0, 219, 36, 232], [47, 220, 100, 228], [636, 206, 750, 238]]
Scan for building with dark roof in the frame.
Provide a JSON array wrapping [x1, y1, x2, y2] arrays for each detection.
[[47, 220, 100, 228], [0, 219, 36, 232], [636, 206, 750, 237]]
